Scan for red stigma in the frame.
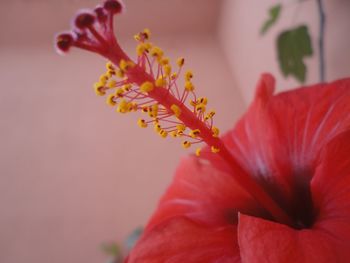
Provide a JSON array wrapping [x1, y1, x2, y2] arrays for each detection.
[[75, 12, 96, 29], [94, 6, 107, 22], [103, 0, 123, 14], [56, 33, 74, 53]]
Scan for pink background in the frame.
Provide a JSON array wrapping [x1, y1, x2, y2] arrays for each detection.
[[0, 0, 349, 262]]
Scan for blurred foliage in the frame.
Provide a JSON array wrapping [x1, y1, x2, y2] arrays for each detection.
[[277, 25, 313, 83], [101, 242, 122, 257], [125, 226, 144, 251], [101, 226, 144, 263], [261, 3, 314, 83], [261, 4, 282, 35], [101, 242, 123, 263]]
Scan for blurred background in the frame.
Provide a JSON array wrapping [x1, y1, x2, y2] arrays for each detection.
[[0, 0, 349, 262]]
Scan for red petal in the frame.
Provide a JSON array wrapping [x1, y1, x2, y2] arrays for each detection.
[[265, 78, 350, 219], [269, 78, 350, 174], [127, 217, 239, 263], [209, 76, 350, 207], [202, 73, 276, 176], [238, 131, 350, 263], [238, 214, 340, 263], [311, 130, 350, 259], [147, 156, 263, 228]]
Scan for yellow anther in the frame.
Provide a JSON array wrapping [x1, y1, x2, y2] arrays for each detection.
[[152, 104, 159, 112], [177, 57, 185, 67], [185, 81, 194, 91], [212, 126, 220, 137], [211, 146, 220, 153], [106, 62, 115, 71], [141, 106, 149, 113], [105, 71, 112, 78], [129, 102, 136, 112], [170, 131, 178, 138], [140, 81, 154, 93], [134, 34, 141, 41], [136, 43, 146, 56], [117, 99, 129, 113], [148, 104, 159, 118], [205, 110, 216, 120], [137, 118, 148, 128], [177, 130, 184, 136], [170, 104, 182, 118], [195, 148, 201, 157], [119, 59, 127, 71], [107, 80, 117, 89], [106, 94, 116, 106], [116, 69, 125, 78], [119, 59, 135, 72], [160, 57, 170, 65], [196, 103, 206, 112], [171, 73, 178, 80], [143, 28, 151, 39], [197, 97, 208, 105], [154, 123, 161, 132], [130, 102, 138, 112], [189, 129, 201, 138], [159, 129, 168, 138], [155, 77, 167, 87], [190, 100, 197, 107], [115, 88, 124, 98], [150, 46, 164, 57], [185, 70, 193, 81], [176, 124, 186, 132], [144, 42, 152, 51], [94, 83, 106, 96], [182, 141, 191, 149], [107, 69, 116, 76], [123, 84, 132, 92], [163, 64, 172, 77], [99, 74, 109, 85]]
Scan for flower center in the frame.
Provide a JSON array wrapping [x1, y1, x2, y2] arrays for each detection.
[[255, 167, 316, 229], [289, 169, 315, 229]]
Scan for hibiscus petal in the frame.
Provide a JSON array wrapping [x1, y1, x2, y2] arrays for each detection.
[[203, 73, 276, 177], [311, 130, 350, 260], [269, 78, 350, 173], [127, 217, 239, 263], [229, 76, 350, 175], [211, 76, 350, 211], [147, 156, 264, 228], [238, 213, 338, 263], [238, 131, 350, 263]]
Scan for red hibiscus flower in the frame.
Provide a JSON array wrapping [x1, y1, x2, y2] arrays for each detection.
[[126, 75, 350, 263], [55, 1, 350, 262]]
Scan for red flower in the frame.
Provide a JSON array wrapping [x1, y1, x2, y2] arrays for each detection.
[[126, 75, 350, 262], [55, 1, 350, 261]]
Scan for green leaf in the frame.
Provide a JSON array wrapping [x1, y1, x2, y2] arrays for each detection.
[[124, 226, 143, 251], [277, 25, 313, 83], [101, 242, 122, 257], [260, 4, 282, 35]]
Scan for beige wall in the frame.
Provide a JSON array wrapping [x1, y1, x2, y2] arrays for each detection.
[[219, 0, 350, 103]]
